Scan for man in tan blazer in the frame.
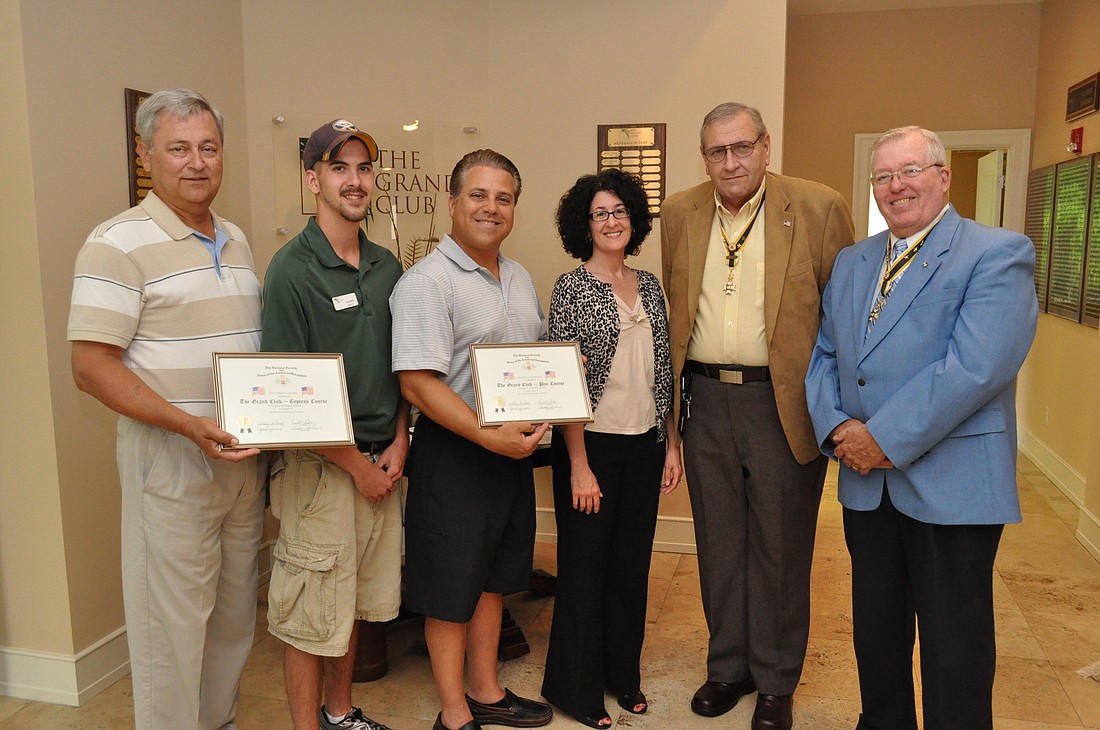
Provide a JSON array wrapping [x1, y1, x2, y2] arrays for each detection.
[[661, 102, 853, 730]]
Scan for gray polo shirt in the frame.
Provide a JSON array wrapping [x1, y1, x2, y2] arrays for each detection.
[[390, 235, 545, 411]]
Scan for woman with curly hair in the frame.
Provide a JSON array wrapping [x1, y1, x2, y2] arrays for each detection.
[[540, 169, 683, 728]]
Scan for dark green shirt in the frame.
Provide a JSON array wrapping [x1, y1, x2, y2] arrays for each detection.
[[262, 217, 403, 446]]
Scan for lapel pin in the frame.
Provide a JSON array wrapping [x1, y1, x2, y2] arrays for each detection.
[[783, 220, 792, 227]]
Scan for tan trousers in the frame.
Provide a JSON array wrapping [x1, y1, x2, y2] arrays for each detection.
[[117, 416, 264, 729]]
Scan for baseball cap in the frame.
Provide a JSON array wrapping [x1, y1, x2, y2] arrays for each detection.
[[302, 119, 379, 170]]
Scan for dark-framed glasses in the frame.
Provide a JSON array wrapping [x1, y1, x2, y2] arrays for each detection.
[[703, 135, 763, 163], [588, 206, 630, 222], [870, 164, 944, 187]]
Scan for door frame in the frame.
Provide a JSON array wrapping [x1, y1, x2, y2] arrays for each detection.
[[851, 129, 1031, 239]]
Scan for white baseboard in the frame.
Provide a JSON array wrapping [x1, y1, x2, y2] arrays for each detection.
[[1076, 503, 1100, 563], [1018, 428, 1087, 505], [1018, 428, 1100, 562], [0, 627, 129, 707], [652, 515, 699, 554], [534, 507, 697, 554]]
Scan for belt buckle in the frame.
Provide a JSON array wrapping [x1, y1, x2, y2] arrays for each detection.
[[718, 369, 744, 385]]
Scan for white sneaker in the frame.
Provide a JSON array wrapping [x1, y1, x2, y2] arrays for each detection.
[[319, 705, 393, 730]]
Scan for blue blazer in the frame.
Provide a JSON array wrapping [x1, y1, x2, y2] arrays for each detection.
[[805, 206, 1037, 525]]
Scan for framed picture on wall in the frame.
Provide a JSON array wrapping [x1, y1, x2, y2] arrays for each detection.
[[1066, 73, 1099, 122], [125, 88, 153, 206]]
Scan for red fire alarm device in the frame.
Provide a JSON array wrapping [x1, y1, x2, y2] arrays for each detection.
[[1069, 126, 1084, 154]]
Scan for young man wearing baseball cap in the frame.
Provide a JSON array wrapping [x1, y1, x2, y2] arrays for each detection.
[[262, 119, 408, 730]]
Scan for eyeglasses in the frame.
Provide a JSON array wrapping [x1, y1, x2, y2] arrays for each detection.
[[703, 135, 763, 164], [869, 164, 944, 187], [588, 207, 630, 222]]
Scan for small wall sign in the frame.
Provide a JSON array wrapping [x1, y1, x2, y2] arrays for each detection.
[[1066, 73, 1099, 122]]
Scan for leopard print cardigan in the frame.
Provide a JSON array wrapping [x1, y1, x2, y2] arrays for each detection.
[[548, 265, 673, 441]]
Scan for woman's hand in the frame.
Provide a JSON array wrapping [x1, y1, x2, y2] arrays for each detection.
[[660, 439, 684, 494], [571, 461, 603, 514]]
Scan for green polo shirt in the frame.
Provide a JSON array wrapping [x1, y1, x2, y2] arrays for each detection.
[[262, 217, 403, 446]]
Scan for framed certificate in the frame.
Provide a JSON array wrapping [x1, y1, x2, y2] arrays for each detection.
[[213, 352, 356, 449], [469, 342, 593, 427]]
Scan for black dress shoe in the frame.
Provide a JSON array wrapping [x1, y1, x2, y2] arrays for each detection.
[[690, 677, 756, 717], [433, 712, 482, 730], [467, 688, 552, 727], [751, 693, 792, 730]]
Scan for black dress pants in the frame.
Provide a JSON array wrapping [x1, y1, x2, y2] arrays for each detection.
[[541, 427, 663, 717], [845, 483, 1003, 730]]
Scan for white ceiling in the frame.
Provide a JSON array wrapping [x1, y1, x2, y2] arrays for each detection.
[[787, 0, 1041, 16]]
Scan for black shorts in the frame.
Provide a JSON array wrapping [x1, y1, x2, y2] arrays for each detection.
[[403, 415, 536, 622]]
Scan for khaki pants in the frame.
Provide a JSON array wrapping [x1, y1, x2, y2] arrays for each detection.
[[117, 416, 264, 729]]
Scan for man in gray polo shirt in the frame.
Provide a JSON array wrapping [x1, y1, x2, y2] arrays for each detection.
[[390, 149, 552, 730]]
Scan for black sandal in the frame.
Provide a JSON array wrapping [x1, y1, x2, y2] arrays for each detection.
[[617, 690, 648, 714], [574, 711, 612, 728]]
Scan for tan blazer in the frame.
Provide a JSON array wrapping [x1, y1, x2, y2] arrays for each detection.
[[661, 172, 854, 464]]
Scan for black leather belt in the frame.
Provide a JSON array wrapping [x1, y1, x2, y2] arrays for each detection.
[[686, 360, 770, 384], [359, 439, 393, 459]]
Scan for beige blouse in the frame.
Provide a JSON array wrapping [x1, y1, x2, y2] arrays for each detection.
[[588, 294, 657, 435]]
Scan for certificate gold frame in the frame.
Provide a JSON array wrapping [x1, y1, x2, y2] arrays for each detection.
[[213, 352, 356, 449], [469, 342, 593, 427]]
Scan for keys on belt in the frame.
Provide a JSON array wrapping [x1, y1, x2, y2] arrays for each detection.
[[685, 360, 771, 385]]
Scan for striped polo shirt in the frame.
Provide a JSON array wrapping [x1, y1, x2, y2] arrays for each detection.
[[67, 191, 262, 418], [390, 235, 545, 411]]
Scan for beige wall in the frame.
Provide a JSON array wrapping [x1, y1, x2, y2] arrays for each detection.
[[0, 0, 73, 657], [9, 0, 251, 659], [238, 0, 790, 525], [784, 3, 1041, 207], [239, 0, 788, 294], [1021, 0, 1100, 551]]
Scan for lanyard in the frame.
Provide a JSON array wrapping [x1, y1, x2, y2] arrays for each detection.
[[867, 221, 939, 331], [877, 230, 928, 298], [718, 194, 764, 295], [718, 193, 764, 269]]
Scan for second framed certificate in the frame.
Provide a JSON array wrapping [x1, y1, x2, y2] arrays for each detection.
[[469, 342, 593, 427]]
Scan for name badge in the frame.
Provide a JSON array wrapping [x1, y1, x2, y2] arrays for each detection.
[[332, 293, 359, 311]]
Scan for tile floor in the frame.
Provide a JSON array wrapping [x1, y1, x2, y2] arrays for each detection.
[[2, 454, 1099, 729]]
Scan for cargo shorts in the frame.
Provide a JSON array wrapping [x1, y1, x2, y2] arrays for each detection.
[[266, 449, 402, 656]]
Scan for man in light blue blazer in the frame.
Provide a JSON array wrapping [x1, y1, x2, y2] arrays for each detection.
[[805, 126, 1037, 730]]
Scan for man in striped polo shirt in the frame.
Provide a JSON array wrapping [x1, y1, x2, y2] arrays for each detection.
[[68, 89, 264, 729]]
